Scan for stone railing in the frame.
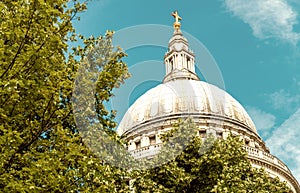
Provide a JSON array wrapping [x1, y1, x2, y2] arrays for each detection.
[[243, 145, 288, 171], [130, 144, 289, 172], [128, 144, 298, 192], [130, 144, 162, 159]]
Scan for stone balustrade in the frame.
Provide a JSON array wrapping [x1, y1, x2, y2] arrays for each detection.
[[130, 143, 289, 173], [244, 145, 288, 171], [130, 143, 162, 159]]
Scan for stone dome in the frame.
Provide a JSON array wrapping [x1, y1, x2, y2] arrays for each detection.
[[115, 12, 300, 192], [117, 79, 257, 136]]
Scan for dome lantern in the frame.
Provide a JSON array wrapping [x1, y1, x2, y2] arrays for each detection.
[[163, 11, 199, 83]]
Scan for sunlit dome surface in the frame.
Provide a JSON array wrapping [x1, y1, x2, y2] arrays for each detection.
[[117, 79, 257, 136]]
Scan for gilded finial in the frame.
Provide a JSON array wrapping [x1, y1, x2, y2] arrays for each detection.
[[172, 10, 182, 31]]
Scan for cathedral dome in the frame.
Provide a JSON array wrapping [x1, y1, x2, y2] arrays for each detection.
[[115, 11, 300, 192], [117, 11, 257, 137], [117, 79, 257, 136]]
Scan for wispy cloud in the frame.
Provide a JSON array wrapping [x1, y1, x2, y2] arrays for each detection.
[[224, 0, 300, 44], [268, 89, 300, 111], [267, 79, 300, 112], [246, 106, 276, 130], [266, 108, 300, 182]]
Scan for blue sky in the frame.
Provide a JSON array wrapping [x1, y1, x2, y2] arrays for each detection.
[[73, 0, 300, 181]]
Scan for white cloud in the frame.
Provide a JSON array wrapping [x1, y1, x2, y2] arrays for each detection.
[[224, 0, 300, 43], [268, 89, 300, 111], [266, 79, 300, 112], [266, 108, 300, 182], [246, 106, 276, 130]]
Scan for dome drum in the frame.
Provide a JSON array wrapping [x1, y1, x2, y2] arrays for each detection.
[[122, 113, 268, 152]]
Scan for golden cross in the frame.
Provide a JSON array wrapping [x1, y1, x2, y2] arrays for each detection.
[[172, 10, 182, 23]]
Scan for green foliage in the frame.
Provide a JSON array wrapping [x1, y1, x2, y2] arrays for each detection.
[[133, 118, 290, 193], [0, 0, 130, 192], [0, 0, 292, 192]]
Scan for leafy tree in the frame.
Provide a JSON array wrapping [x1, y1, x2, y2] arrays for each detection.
[[132, 118, 290, 193], [0, 0, 130, 192], [0, 0, 291, 192]]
